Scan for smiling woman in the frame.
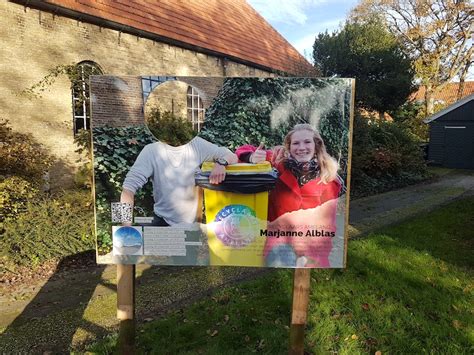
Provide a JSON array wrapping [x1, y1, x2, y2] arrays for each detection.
[[236, 123, 341, 267]]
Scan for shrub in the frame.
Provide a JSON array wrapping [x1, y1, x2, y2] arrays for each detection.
[[351, 113, 429, 198], [146, 107, 196, 146], [1, 190, 94, 269], [0, 119, 52, 184], [0, 176, 38, 226], [389, 101, 449, 142]]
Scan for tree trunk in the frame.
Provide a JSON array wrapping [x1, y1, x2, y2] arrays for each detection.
[[456, 60, 470, 101], [425, 83, 435, 116], [457, 80, 465, 101]]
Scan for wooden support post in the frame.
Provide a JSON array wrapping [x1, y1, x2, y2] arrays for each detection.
[[117, 264, 135, 354], [289, 268, 311, 355]]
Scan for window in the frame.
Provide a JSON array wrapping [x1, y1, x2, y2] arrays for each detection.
[[72, 61, 102, 134], [141, 76, 177, 103], [187, 86, 205, 131]]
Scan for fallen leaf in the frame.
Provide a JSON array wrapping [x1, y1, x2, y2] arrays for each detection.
[[452, 320, 463, 329], [144, 318, 153, 322], [362, 303, 370, 311], [210, 330, 218, 337], [351, 334, 358, 340]]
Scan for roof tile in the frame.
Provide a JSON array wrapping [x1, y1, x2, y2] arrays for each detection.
[[410, 82, 474, 105]]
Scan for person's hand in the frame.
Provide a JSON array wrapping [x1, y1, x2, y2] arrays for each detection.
[[119, 190, 135, 226], [250, 143, 266, 163], [271, 145, 285, 165], [209, 163, 226, 184]]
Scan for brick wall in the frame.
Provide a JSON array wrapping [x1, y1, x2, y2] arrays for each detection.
[[0, 1, 273, 189], [90, 76, 143, 128]]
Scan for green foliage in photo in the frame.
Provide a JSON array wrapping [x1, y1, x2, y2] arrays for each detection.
[[146, 107, 196, 146]]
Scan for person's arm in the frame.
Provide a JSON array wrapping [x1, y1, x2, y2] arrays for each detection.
[[120, 188, 135, 226], [209, 151, 238, 184], [236, 143, 272, 163], [236, 144, 258, 162], [120, 188, 135, 206], [198, 138, 238, 184], [120, 144, 154, 221], [322, 180, 342, 202]]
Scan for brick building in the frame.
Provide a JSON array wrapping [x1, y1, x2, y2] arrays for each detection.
[[1, 0, 313, 188]]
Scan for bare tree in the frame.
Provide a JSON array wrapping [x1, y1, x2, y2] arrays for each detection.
[[351, 0, 473, 115]]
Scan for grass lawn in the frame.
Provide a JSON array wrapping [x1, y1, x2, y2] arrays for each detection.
[[88, 197, 474, 354]]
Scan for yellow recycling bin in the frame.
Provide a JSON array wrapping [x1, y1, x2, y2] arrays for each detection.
[[196, 162, 277, 266]]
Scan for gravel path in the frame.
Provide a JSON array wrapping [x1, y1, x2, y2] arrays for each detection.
[[349, 170, 474, 236]]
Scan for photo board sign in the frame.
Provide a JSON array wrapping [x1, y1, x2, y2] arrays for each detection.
[[90, 76, 354, 268]]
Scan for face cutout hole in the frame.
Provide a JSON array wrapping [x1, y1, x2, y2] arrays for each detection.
[[144, 80, 201, 146]]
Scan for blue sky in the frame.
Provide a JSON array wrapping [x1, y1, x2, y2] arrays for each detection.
[[247, 0, 361, 61]]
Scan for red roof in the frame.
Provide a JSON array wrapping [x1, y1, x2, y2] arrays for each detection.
[[410, 82, 474, 105], [38, 0, 313, 74]]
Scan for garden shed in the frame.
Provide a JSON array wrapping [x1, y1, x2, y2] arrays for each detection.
[[424, 93, 474, 169]]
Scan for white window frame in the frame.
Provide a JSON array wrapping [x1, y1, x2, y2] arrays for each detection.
[[72, 61, 102, 135], [187, 86, 205, 131]]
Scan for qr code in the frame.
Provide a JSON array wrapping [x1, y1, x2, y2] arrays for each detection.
[[111, 202, 133, 223]]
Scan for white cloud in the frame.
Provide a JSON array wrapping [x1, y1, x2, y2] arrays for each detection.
[[248, 0, 329, 25]]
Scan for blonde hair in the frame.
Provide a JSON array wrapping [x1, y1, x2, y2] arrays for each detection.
[[283, 124, 338, 184]]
